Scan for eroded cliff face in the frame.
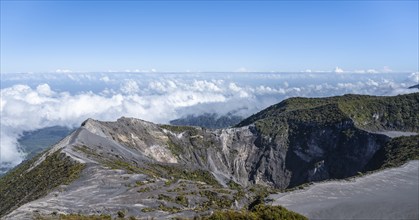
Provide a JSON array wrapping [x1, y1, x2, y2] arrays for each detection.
[[2, 93, 417, 219], [284, 121, 387, 187], [67, 115, 388, 190]]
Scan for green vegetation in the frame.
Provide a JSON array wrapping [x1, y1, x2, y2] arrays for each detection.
[[141, 207, 155, 212], [203, 204, 307, 220], [0, 150, 85, 217], [170, 113, 243, 129], [238, 93, 419, 133], [137, 187, 151, 193], [167, 138, 184, 157], [382, 135, 419, 168], [237, 95, 352, 128], [60, 214, 111, 220], [233, 190, 246, 202], [175, 195, 189, 206], [248, 184, 274, 198], [338, 93, 419, 131], [135, 180, 146, 186], [4, 93, 417, 219], [253, 103, 351, 137], [164, 179, 173, 186], [36, 205, 307, 219], [226, 180, 247, 201], [103, 158, 220, 186], [152, 164, 219, 186], [117, 210, 125, 218], [158, 204, 181, 213], [227, 180, 241, 190], [160, 124, 200, 136], [199, 190, 233, 209], [74, 145, 98, 157], [102, 160, 145, 175], [158, 193, 189, 206], [286, 104, 349, 125], [35, 213, 112, 220], [365, 135, 419, 172], [158, 193, 173, 201]]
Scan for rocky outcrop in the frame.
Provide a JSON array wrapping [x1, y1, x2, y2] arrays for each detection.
[[1, 93, 418, 219], [67, 114, 389, 189]]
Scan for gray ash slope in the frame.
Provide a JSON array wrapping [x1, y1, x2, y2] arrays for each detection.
[[270, 160, 419, 219], [1, 93, 418, 219]]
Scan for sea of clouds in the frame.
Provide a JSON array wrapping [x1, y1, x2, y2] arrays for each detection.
[[1, 72, 418, 172]]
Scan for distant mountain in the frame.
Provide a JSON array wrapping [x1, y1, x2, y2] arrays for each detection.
[[170, 113, 243, 129], [1, 93, 418, 219], [0, 126, 73, 176], [408, 84, 419, 89], [18, 126, 74, 159]]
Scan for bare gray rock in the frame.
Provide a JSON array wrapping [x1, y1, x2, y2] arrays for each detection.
[[3, 92, 418, 219]]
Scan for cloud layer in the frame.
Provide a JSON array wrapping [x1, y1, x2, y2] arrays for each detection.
[[1, 72, 418, 171]]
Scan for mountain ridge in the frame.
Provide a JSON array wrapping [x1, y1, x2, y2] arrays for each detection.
[[1, 93, 418, 219]]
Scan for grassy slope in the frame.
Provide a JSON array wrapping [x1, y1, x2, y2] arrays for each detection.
[[237, 92, 419, 180], [35, 204, 307, 220], [205, 204, 307, 220], [366, 135, 419, 171], [381, 135, 419, 168], [237, 93, 419, 132], [1, 93, 417, 219], [0, 151, 85, 217]]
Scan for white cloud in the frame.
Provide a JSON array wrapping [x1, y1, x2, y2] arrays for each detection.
[[334, 67, 344, 73], [191, 80, 222, 92], [36, 84, 54, 96], [408, 72, 419, 84], [100, 76, 111, 82], [234, 67, 248, 72], [0, 80, 240, 170], [120, 80, 140, 94], [55, 69, 72, 73], [228, 82, 241, 92], [255, 85, 287, 95], [1, 72, 416, 172], [383, 66, 392, 73], [149, 81, 168, 93], [354, 70, 366, 74], [366, 79, 379, 87], [0, 129, 24, 168], [367, 69, 379, 74]]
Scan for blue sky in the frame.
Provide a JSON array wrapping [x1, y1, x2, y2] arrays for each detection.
[[1, 1, 418, 73]]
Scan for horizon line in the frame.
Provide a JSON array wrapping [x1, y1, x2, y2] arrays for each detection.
[[1, 70, 418, 75]]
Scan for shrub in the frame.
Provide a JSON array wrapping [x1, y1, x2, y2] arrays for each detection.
[[204, 204, 307, 220], [117, 210, 125, 218]]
